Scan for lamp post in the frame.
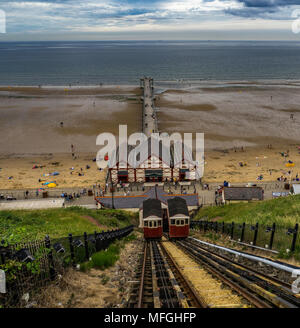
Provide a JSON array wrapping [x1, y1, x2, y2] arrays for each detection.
[[109, 169, 115, 209]]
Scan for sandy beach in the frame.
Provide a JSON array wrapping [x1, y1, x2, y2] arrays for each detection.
[[0, 152, 107, 190], [0, 85, 142, 189], [156, 82, 300, 183], [1, 82, 300, 188]]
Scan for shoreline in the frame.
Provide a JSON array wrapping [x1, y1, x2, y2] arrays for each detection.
[[1, 79, 300, 90]]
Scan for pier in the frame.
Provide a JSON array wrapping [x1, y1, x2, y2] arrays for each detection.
[[140, 77, 158, 137]]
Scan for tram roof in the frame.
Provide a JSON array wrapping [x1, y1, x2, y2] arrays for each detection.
[[143, 198, 162, 219], [167, 197, 189, 217]]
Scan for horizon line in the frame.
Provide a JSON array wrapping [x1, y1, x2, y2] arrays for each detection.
[[1, 39, 300, 42]]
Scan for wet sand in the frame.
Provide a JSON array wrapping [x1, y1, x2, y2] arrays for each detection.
[[0, 85, 142, 189], [0, 86, 142, 154], [157, 83, 300, 150], [155, 82, 300, 183]]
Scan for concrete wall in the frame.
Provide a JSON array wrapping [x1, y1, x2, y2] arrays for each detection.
[[0, 198, 65, 210]]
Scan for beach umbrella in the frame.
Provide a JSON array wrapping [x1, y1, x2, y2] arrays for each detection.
[[48, 183, 57, 188]]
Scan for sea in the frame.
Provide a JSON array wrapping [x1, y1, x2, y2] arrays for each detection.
[[0, 40, 300, 87]]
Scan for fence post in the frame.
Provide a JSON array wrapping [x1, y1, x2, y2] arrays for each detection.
[[253, 222, 259, 246], [0, 252, 5, 265], [45, 235, 56, 280], [291, 223, 299, 253], [269, 223, 276, 250], [204, 221, 207, 233], [84, 232, 89, 261], [0, 240, 6, 264], [240, 223, 245, 242], [222, 222, 225, 234], [68, 233, 75, 267], [231, 222, 234, 239]]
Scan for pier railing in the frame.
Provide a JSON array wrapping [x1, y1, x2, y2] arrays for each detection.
[[0, 225, 134, 307]]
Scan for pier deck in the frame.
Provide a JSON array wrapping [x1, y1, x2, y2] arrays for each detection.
[[140, 77, 158, 137]]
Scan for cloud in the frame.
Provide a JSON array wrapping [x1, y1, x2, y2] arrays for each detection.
[[0, 0, 299, 37], [236, 0, 300, 7], [220, 0, 300, 19]]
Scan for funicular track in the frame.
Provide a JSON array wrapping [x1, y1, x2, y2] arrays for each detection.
[[128, 240, 200, 308], [129, 236, 300, 308], [160, 237, 252, 308], [174, 238, 300, 308]]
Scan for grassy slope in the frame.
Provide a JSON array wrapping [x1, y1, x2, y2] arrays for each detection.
[[195, 195, 300, 227], [0, 207, 138, 243]]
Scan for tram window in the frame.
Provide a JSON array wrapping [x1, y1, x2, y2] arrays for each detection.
[[185, 219, 189, 225], [154, 221, 157, 227], [171, 219, 175, 225], [181, 220, 184, 225], [144, 221, 148, 227], [176, 220, 180, 225], [158, 220, 162, 227], [149, 221, 152, 228]]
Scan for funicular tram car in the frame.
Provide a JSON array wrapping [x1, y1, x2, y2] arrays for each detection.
[[167, 197, 190, 239], [142, 198, 163, 240]]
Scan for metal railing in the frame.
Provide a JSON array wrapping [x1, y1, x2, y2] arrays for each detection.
[[191, 220, 299, 254], [0, 225, 134, 307]]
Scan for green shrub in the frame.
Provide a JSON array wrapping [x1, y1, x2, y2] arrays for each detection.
[[91, 250, 119, 270], [79, 261, 93, 272], [107, 244, 120, 255]]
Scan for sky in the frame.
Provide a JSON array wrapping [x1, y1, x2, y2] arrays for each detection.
[[0, 0, 300, 40]]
